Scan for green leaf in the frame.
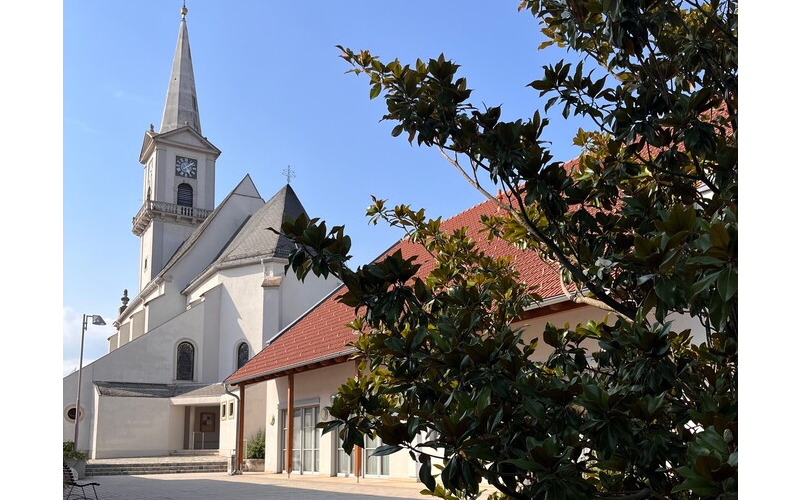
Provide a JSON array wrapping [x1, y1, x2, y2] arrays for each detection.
[[504, 458, 545, 473], [709, 293, 732, 331], [689, 271, 721, 299], [686, 256, 724, 266], [543, 325, 561, 347], [371, 444, 402, 457], [476, 385, 491, 412], [654, 277, 678, 304], [709, 223, 730, 248], [317, 419, 342, 435], [419, 457, 436, 492], [369, 83, 381, 99], [717, 268, 737, 301], [528, 78, 552, 91]]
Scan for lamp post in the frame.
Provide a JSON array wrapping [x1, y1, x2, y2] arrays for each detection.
[[73, 313, 106, 450]]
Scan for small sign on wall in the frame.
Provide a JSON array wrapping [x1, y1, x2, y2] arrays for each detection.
[[200, 412, 215, 432]]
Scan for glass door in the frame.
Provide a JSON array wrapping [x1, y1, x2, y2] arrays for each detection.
[[302, 406, 319, 473], [336, 433, 390, 477], [364, 434, 390, 476], [337, 438, 355, 476], [281, 406, 319, 473]]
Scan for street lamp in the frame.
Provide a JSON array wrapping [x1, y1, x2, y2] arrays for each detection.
[[73, 313, 106, 450]]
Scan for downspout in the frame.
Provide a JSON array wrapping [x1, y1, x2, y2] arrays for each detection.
[[224, 383, 242, 475]]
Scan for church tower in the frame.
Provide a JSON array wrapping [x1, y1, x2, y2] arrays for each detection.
[[132, 5, 221, 290]]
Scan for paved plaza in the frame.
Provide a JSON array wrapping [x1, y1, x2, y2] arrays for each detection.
[[61, 471, 482, 500]]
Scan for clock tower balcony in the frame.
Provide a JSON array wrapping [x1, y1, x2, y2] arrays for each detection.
[[132, 200, 212, 236]]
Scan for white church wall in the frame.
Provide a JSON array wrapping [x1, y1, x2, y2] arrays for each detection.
[[92, 394, 184, 459], [279, 269, 342, 332], [245, 382, 270, 461], [219, 396, 236, 457], [264, 377, 281, 472], [199, 284, 223, 383], [91, 304, 206, 383], [153, 147, 169, 205], [185, 274, 221, 305], [130, 308, 146, 343], [215, 266, 270, 379], [218, 382, 268, 461], [63, 363, 97, 452], [117, 184, 266, 343], [158, 220, 197, 281], [107, 331, 118, 351], [201, 157, 216, 208], [154, 135, 217, 212], [139, 220, 155, 288], [166, 192, 266, 297], [144, 283, 185, 331]]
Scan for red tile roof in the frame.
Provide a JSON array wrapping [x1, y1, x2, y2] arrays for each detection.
[[225, 196, 565, 386]]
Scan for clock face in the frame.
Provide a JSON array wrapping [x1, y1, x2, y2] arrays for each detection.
[[175, 156, 198, 179]]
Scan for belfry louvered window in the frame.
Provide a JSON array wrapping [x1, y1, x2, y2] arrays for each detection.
[[177, 183, 193, 207]]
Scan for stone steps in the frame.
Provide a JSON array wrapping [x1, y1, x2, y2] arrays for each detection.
[[169, 450, 221, 456], [86, 457, 228, 477]]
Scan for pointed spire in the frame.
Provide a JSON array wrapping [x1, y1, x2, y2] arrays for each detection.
[[159, 4, 202, 134]]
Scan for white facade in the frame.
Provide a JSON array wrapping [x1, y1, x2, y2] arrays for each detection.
[[62, 10, 341, 460]]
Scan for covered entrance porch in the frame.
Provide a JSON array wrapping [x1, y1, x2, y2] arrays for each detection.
[[170, 385, 230, 453]]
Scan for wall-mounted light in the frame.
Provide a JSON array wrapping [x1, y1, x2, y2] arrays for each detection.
[[269, 414, 276, 426]]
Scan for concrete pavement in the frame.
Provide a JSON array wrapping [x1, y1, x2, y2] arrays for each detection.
[[62, 471, 455, 500]]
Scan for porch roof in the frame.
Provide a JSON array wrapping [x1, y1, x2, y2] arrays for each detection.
[[95, 381, 228, 398]]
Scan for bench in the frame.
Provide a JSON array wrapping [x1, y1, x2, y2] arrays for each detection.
[[63, 463, 100, 499]]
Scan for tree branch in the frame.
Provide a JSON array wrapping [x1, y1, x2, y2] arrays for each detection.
[[436, 146, 515, 213], [436, 144, 637, 320], [503, 176, 637, 320], [598, 488, 669, 500], [556, 267, 632, 321]]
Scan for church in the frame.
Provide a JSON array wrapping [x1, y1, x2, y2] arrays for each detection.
[[62, 6, 340, 459], [63, 4, 705, 482]]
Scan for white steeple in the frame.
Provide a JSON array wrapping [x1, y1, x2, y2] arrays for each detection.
[[133, 4, 221, 290], [159, 4, 202, 134]]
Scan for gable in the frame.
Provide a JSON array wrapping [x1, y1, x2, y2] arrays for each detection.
[[139, 125, 221, 163]]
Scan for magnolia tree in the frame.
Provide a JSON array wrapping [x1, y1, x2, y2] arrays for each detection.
[[279, 1, 737, 499]]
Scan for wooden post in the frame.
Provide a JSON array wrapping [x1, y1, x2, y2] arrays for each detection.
[[286, 373, 294, 477], [354, 444, 362, 479], [237, 384, 245, 472]]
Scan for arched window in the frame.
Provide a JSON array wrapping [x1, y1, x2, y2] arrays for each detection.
[[176, 341, 195, 380], [237, 342, 249, 369], [177, 183, 193, 207]]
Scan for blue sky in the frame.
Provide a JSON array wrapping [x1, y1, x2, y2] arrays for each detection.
[[60, 0, 596, 376]]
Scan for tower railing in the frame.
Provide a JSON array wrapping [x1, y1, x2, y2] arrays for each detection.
[[132, 200, 212, 235]]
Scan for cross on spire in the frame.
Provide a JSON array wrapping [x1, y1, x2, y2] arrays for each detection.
[[282, 165, 296, 184]]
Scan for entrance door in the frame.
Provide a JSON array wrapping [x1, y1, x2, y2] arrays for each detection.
[[281, 406, 319, 473]]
